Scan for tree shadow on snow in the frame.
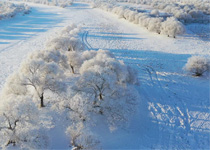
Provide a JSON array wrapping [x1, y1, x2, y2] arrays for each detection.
[[0, 7, 62, 43], [119, 50, 209, 149], [92, 49, 210, 149]]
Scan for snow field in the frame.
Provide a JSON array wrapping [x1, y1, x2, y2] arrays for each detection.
[[0, 1, 30, 20], [0, 22, 140, 149]]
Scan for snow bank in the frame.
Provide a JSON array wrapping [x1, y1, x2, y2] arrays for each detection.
[[0, 2, 30, 20]]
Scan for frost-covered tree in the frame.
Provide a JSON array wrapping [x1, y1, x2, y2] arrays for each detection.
[[47, 36, 84, 52], [27, 49, 69, 71], [67, 51, 83, 74], [148, 17, 163, 34], [184, 56, 210, 76], [78, 50, 127, 100], [59, 24, 80, 37], [161, 17, 185, 38], [81, 50, 97, 61], [0, 2, 30, 20], [0, 95, 48, 149], [74, 50, 138, 130], [19, 59, 66, 107], [66, 122, 100, 150], [1, 72, 27, 97]]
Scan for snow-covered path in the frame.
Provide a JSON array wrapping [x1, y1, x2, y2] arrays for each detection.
[[0, 1, 209, 149]]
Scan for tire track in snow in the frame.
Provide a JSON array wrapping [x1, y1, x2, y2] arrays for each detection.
[[82, 30, 92, 50], [137, 64, 195, 149]]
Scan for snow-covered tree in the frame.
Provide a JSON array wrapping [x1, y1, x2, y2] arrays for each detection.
[[161, 17, 185, 38], [47, 37, 84, 52], [59, 24, 80, 37], [148, 17, 163, 34], [74, 50, 138, 130], [0, 2, 30, 20], [1, 72, 27, 97], [67, 51, 83, 74], [81, 50, 97, 61], [0, 95, 48, 149], [27, 49, 69, 71], [184, 56, 210, 76], [66, 122, 100, 150], [19, 59, 66, 107]]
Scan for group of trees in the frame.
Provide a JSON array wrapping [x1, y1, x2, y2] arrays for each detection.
[[93, 2, 185, 38], [115, 0, 210, 23], [0, 24, 139, 149], [0, 2, 30, 20], [150, 1, 209, 23], [172, 0, 210, 15]]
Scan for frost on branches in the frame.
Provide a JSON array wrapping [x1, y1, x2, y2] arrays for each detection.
[[0, 96, 48, 149], [184, 56, 210, 76], [161, 17, 185, 38], [66, 122, 100, 150], [0, 2, 30, 20], [54, 49, 139, 149], [19, 59, 66, 107], [94, 2, 186, 37], [0, 24, 140, 149], [76, 50, 138, 130]]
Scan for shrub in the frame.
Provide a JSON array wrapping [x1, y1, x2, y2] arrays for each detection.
[[184, 56, 209, 76], [161, 17, 185, 38]]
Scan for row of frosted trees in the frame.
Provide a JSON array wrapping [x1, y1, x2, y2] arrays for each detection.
[[92, 2, 185, 38], [0, 24, 139, 149], [0, 2, 30, 20], [115, 0, 210, 23]]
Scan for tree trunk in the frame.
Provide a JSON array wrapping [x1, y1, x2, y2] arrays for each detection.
[[40, 93, 45, 107], [70, 65, 75, 74], [99, 93, 103, 100]]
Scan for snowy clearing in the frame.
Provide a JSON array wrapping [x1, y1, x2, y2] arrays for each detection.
[[0, 0, 209, 149]]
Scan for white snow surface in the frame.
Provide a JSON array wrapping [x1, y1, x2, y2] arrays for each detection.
[[0, 1, 209, 149]]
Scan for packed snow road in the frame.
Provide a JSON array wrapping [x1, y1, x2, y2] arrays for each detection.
[[0, 1, 209, 149]]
